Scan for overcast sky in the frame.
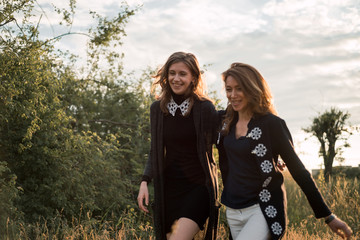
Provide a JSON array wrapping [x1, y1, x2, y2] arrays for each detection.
[[36, 0, 360, 169]]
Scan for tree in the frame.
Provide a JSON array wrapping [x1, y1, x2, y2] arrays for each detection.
[[303, 107, 353, 181], [1, 0, 151, 233]]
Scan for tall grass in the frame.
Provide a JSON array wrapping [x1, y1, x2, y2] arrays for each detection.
[[4, 174, 359, 239], [284, 171, 359, 239]]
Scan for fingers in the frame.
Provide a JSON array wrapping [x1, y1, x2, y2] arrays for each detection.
[[277, 160, 286, 171], [137, 195, 149, 213], [343, 225, 353, 239], [336, 231, 345, 239], [332, 227, 345, 239], [137, 182, 149, 213], [137, 193, 149, 213], [145, 190, 149, 206], [328, 218, 353, 240], [139, 199, 149, 213]]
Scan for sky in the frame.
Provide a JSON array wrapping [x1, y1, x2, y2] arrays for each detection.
[[35, 0, 360, 170]]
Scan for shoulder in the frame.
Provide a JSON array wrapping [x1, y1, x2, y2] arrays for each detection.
[[194, 99, 216, 113], [150, 101, 161, 116], [258, 113, 293, 143], [218, 110, 226, 117], [256, 112, 284, 123], [150, 100, 161, 110], [198, 99, 215, 108], [254, 113, 287, 130]]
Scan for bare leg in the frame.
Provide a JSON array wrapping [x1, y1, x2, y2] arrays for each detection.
[[167, 217, 200, 240]]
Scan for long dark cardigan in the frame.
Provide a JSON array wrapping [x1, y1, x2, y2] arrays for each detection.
[[143, 99, 220, 240], [216, 112, 331, 240]]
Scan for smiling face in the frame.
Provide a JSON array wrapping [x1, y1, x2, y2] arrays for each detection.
[[225, 75, 249, 113], [168, 61, 194, 96]]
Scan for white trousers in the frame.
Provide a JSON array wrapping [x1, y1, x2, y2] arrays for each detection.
[[226, 204, 271, 240]]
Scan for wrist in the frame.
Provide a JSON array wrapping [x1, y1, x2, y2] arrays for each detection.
[[325, 214, 336, 224], [141, 175, 151, 184]]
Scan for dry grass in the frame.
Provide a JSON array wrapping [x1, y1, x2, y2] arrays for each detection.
[[4, 175, 359, 239]]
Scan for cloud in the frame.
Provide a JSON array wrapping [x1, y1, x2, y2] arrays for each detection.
[[36, 0, 360, 136], [29, 0, 360, 168], [263, 0, 360, 35]]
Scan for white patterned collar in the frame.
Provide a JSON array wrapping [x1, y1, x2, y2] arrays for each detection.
[[167, 97, 190, 116]]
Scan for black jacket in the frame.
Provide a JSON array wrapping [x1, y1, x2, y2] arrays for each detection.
[[216, 112, 331, 240], [143, 99, 220, 239]]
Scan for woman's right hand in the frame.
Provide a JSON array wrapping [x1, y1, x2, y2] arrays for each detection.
[[137, 181, 149, 213]]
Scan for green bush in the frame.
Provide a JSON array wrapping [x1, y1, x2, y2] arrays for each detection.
[[0, 161, 20, 236]]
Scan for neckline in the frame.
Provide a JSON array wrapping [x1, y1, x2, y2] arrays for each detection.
[[171, 93, 186, 105], [233, 118, 253, 140]]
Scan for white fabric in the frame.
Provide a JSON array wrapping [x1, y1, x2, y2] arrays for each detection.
[[167, 97, 190, 116], [226, 204, 271, 240]]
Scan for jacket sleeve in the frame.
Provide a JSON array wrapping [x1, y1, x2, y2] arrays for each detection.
[[201, 101, 221, 147], [142, 153, 153, 183], [206, 101, 219, 133], [141, 102, 157, 183], [270, 117, 331, 218], [216, 110, 228, 185]]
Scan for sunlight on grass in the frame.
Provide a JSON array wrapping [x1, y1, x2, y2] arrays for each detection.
[[3, 175, 359, 239]]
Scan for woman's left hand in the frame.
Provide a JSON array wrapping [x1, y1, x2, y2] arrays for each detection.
[[327, 216, 353, 239], [277, 160, 286, 171]]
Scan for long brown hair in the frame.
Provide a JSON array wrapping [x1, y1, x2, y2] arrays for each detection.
[[222, 62, 277, 135], [151, 52, 210, 115]]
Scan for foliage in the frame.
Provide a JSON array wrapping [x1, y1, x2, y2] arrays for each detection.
[[312, 166, 360, 179], [3, 1, 358, 239], [0, 162, 20, 235], [284, 171, 359, 238], [303, 107, 353, 181], [4, 174, 359, 239], [0, 0, 151, 235]]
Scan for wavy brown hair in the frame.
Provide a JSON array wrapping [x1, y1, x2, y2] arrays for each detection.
[[151, 52, 210, 115], [222, 62, 277, 135]]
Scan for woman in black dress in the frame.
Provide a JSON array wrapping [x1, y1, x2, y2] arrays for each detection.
[[137, 52, 219, 240]]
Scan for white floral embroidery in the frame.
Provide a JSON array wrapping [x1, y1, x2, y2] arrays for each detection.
[[271, 222, 283, 235], [265, 205, 277, 218], [262, 176, 272, 187], [247, 127, 262, 140], [251, 144, 267, 157], [167, 97, 190, 116], [259, 189, 271, 202], [261, 160, 273, 173]]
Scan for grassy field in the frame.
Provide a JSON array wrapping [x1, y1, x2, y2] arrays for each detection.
[[4, 173, 359, 239]]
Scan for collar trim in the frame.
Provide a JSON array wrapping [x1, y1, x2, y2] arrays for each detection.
[[167, 97, 190, 116]]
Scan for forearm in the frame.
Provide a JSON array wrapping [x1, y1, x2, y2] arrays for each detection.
[[142, 153, 153, 181]]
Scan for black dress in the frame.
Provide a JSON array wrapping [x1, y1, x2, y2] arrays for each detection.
[[163, 96, 210, 234]]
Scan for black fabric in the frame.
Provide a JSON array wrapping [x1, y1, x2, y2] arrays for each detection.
[[164, 184, 210, 233], [172, 92, 186, 105], [163, 109, 205, 185], [163, 107, 209, 232], [143, 99, 220, 240], [217, 112, 331, 240], [141, 175, 151, 184], [221, 124, 262, 209]]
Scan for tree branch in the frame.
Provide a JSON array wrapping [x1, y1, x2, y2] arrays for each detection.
[[46, 32, 92, 43], [0, 17, 15, 27]]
